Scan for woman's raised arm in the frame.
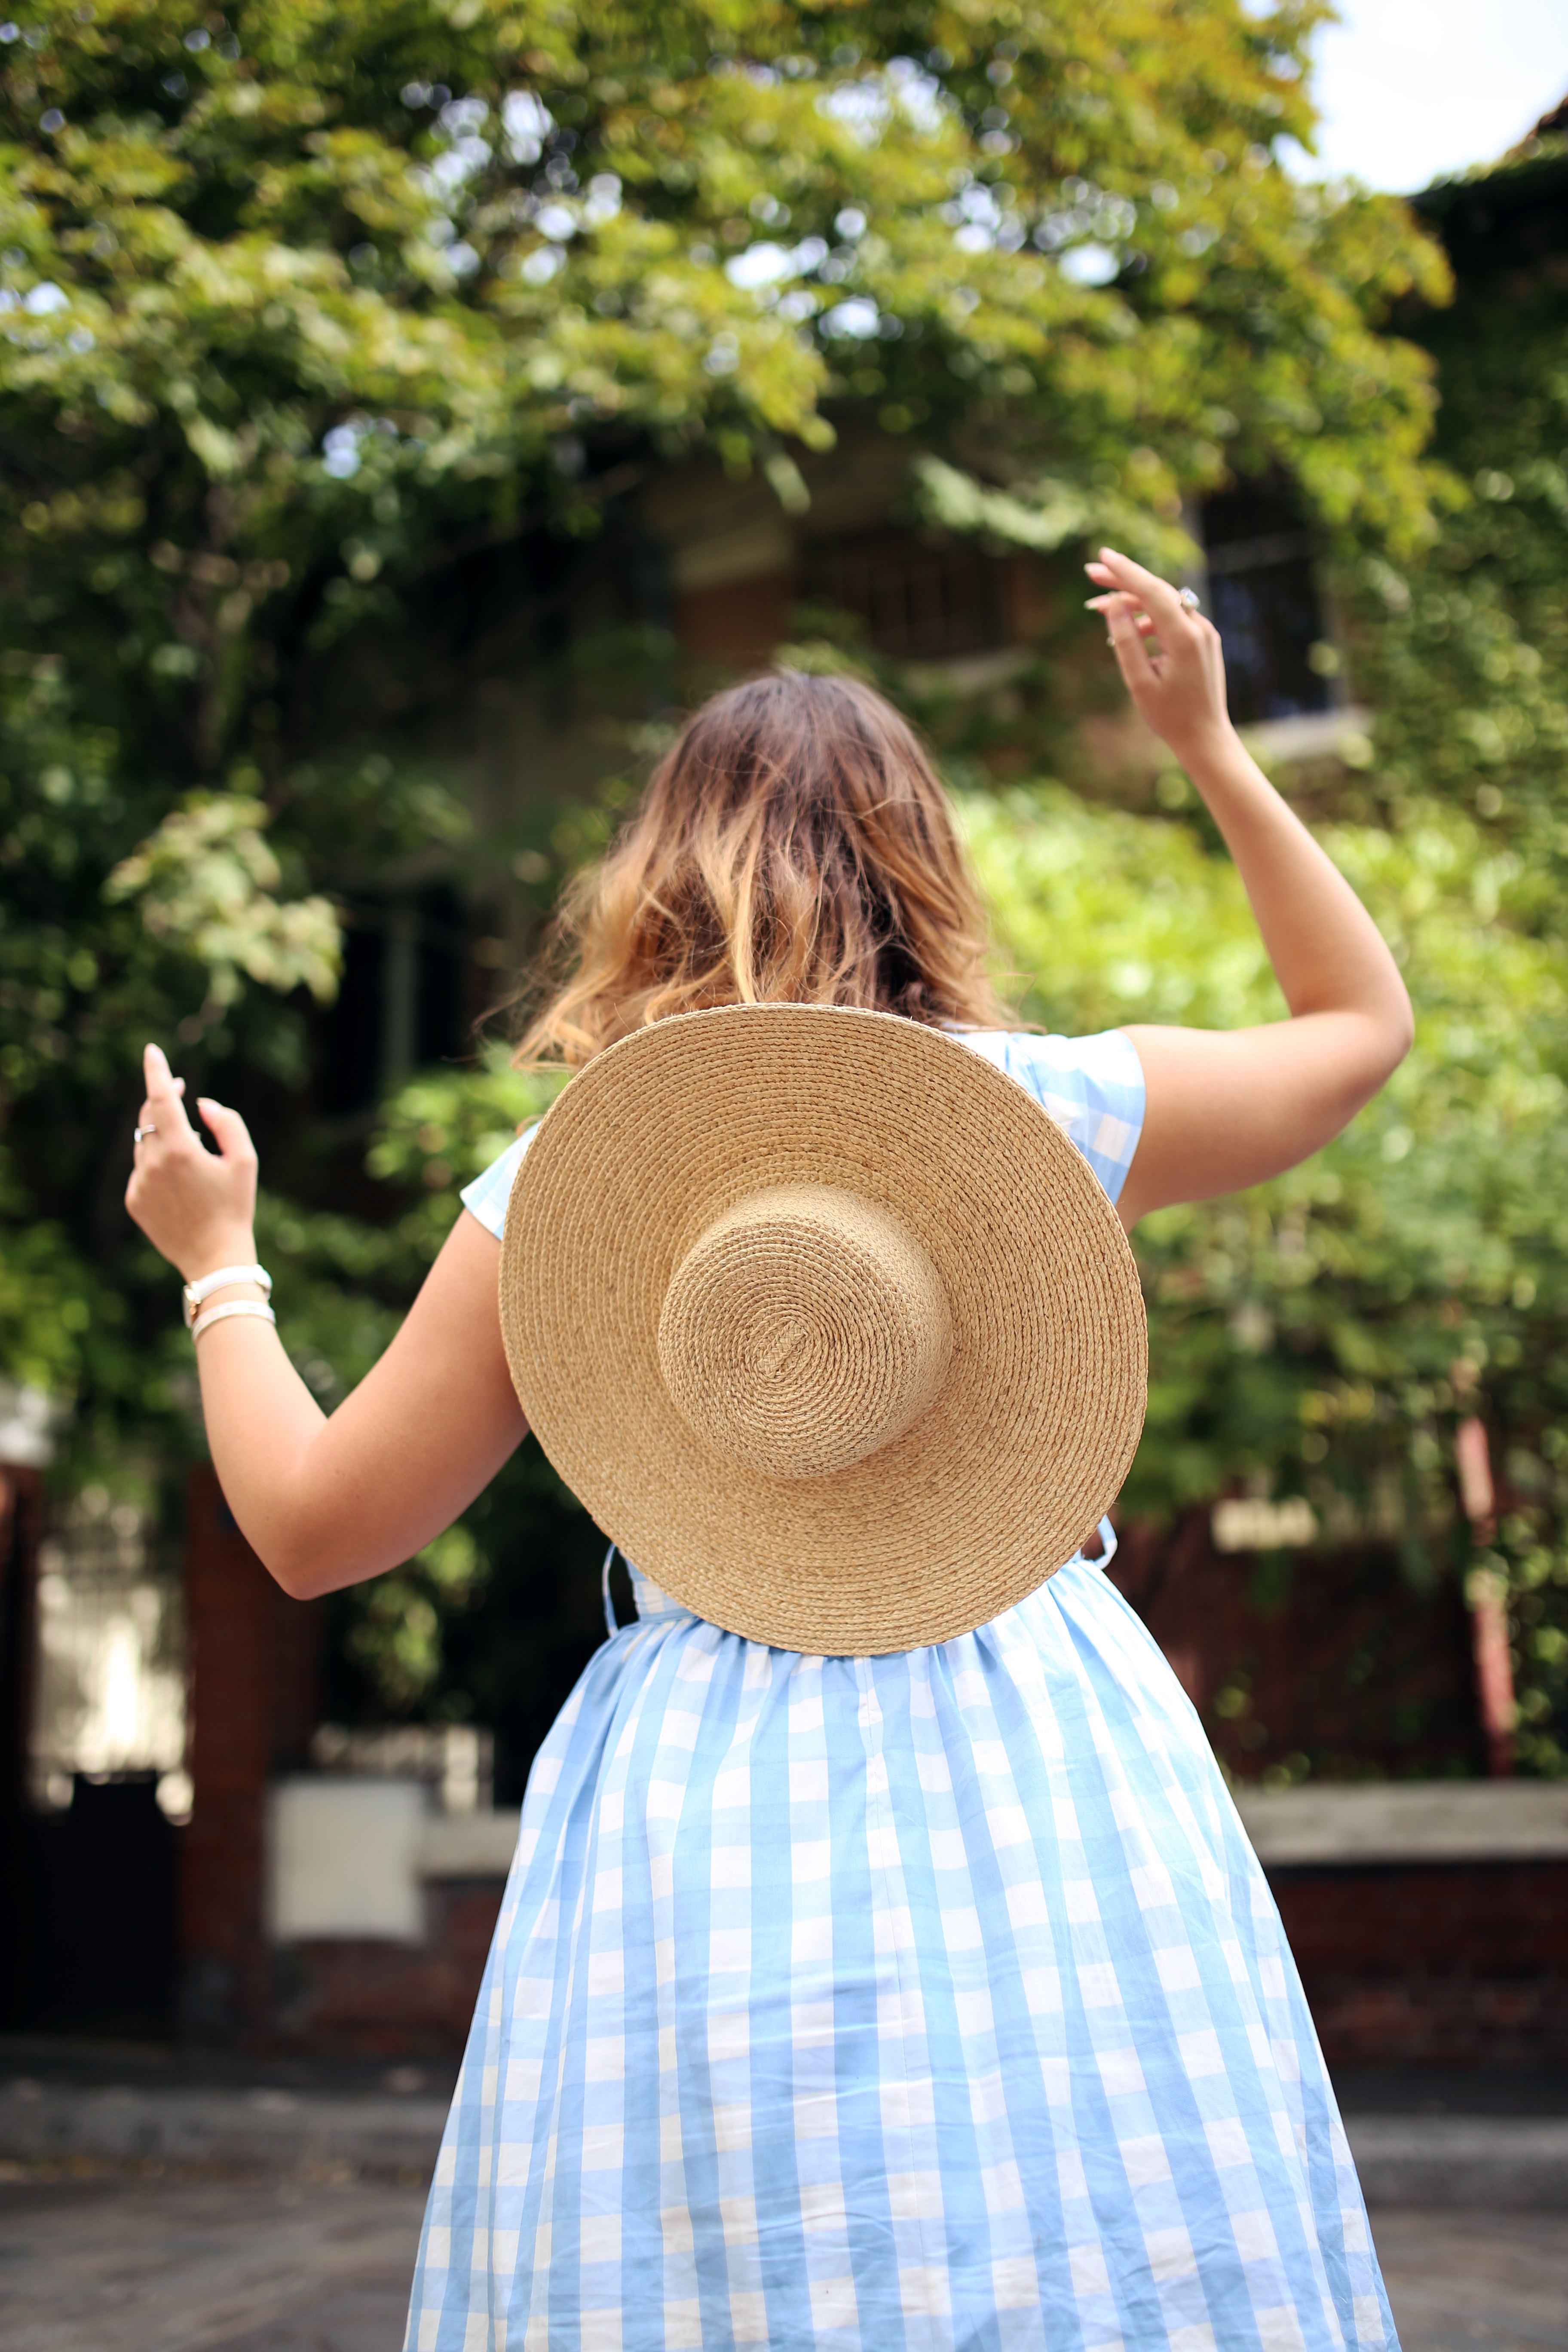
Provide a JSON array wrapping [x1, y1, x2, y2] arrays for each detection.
[[126, 1044, 526, 1599], [1085, 548, 1413, 1229]]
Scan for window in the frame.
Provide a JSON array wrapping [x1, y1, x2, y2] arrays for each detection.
[[318, 882, 468, 1119], [1202, 485, 1336, 728], [800, 527, 1005, 660]]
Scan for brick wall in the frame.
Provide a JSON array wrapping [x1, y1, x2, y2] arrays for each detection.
[[253, 1863, 1568, 2070], [1110, 1509, 1480, 1782], [181, 1465, 323, 2043], [1272, 1860, 1568, 2069], [673, 570, 792, 671], [271, 1880, 505, 2058]]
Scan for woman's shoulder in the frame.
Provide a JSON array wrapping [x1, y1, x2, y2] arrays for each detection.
[[958, 1028, 1145, 1204], [459, 1121, 542, 1241]]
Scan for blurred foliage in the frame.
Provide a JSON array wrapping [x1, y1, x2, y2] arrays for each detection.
[[1332, 148, 1568, 887], [107, 794, 340, 1006], [965, 789, 1568, 1773]]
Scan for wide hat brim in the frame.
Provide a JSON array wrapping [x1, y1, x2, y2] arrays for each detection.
[[499, 1004, 1146, 1654]]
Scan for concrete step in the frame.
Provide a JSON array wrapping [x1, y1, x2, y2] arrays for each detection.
[[0, 2077, 449, 2177], [4, 2075, 1567, 2205], [1344, 2114, 1568, 2210]]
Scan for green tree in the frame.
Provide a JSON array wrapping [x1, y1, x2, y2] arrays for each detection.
[[0, 0, 1446, 1445]]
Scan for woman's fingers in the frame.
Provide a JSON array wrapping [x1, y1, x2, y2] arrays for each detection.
[[126, 1055, 262, 1276], [142, 1043, 196, 1141], [1086, 595, 1157, 640], [197, 1097, 258, 1168], [136, 1076, 184, 1125], [1091, 545, 1194, 634], [1086, 545, 1233, 758], [1094, 590, 1161, 697]]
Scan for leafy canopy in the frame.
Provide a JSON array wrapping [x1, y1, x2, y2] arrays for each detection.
[[0, 0, 1445, 1430]]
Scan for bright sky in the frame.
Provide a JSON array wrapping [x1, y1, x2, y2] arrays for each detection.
[[1294, 0, 1568, 192]]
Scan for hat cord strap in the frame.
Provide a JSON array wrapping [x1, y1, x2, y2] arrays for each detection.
[[601, 1541, 621, 1637]]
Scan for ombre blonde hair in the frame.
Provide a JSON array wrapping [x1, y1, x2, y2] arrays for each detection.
[[513, 671, 1014, 1069]]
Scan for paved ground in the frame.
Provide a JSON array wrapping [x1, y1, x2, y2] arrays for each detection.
[[0, 2165, 1564, 2352], [0, 2166, 426, 2352], [1374, 2213, 1568, 2352]]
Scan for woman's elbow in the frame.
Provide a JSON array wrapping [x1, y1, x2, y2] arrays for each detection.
[[1351, 990, 1414, 1112], [266, 1526, 388, 1602], [256, 1519, 352, 1602], [264, 1546, 327, 1602], [1383, 983, 1416, 1074]]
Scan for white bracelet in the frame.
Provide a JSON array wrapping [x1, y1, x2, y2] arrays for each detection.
[[182, 1262, 272, 1328], [190, 1299, 278, 1344]]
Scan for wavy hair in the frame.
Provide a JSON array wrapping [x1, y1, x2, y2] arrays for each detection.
[[512, 671, 1014, 1069]]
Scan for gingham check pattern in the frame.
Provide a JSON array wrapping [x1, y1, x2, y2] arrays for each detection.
[[412, 1033, 1398, 2350]]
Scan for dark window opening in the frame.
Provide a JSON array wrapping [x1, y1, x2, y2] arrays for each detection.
[[1203, 485, 1335, 727], [800, 528, 1005, 660], [318, 883, 468, 1119], [416, 882, 466, 1071], [320, 911, 385, 1119]]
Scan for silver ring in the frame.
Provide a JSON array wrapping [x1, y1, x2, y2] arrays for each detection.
[[1178, 586, 1201, 611], [133, 1122, 157, 1142]]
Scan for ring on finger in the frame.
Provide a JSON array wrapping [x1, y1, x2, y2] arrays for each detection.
[[1178, 586, 1201, 611], [134, 1122, 158, 1143]]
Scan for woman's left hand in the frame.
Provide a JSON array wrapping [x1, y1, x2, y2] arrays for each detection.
[[125, 1042, 260, 1281]]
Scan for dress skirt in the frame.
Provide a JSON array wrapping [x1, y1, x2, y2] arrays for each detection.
[[403, 1546, 1397, 2352]]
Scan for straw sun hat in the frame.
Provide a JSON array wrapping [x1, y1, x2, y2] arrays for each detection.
[[499, 1004, 1146, 1655]]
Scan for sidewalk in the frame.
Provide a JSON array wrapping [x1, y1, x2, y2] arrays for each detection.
[[1, 2171, 1564, 2352], [2, 2050, 1565, 2352], [3, 2048, 1568, 2206]]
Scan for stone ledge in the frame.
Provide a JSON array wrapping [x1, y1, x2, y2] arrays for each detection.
[[1234, 1781, 1568, 1868], [300, 1781, 1568, 1893], [0, 2079, 449, 2177], [1345, 2116, 1568, 2210], [412, 1783, 1568, 1882], [416, 1810, 521, 1880]]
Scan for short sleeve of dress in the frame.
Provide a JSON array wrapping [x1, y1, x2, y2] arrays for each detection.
[[960, 1029, 1145, 1206], [459, 1122, 542, 1240]]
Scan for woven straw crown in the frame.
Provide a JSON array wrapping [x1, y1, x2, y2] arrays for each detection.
[[499, 1004, 1147, 1654]]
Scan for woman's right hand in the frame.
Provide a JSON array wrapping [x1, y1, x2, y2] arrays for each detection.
[[1086, 546, 1233, 764], [125, 1042, 261, 1282]]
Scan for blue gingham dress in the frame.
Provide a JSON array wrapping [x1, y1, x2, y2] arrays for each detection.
[[406, 1030, 1396, 2352]]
